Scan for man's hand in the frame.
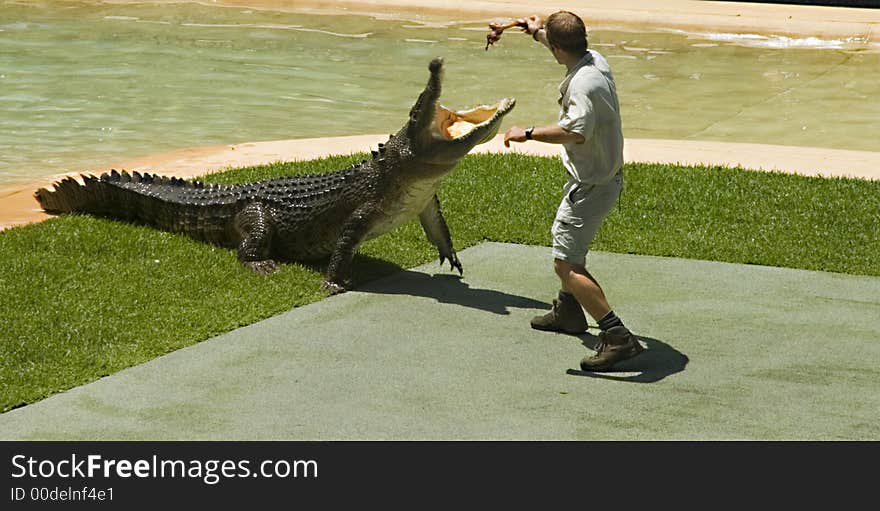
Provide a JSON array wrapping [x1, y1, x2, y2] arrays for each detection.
[[504, 126, 527, 147], [521, 15, 543, 37]]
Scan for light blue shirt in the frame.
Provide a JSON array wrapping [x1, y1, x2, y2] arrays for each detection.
[[557, 50, 624, 184]]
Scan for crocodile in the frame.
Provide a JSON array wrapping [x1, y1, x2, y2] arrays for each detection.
[[35, 57, 515, 294]]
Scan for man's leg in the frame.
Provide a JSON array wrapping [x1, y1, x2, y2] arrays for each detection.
[[533, 174, 643, 369], [555, 259, 610, 321], [529, 274, 589, 334], [532, 178, 618, 335], [554, 259, 628, 335], [530, 259, 609, 335], [556, 259, 643, 370]]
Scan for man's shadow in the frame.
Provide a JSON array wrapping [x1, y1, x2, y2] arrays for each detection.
[[347, 255, 688, 382], [565, 332, 689, 383]]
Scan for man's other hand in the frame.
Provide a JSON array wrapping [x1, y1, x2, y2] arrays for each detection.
[[504, 126, 527, 147]]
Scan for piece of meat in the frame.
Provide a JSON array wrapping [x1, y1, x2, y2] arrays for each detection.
[[485, 20, 528, 50]]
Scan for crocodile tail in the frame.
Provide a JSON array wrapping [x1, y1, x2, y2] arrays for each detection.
[[35, 170, 238, 246], [35, 170, 190, 225], [34, 175, 90, 214]]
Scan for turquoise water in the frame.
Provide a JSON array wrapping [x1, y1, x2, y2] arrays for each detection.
[[1, 1, 878, 186]]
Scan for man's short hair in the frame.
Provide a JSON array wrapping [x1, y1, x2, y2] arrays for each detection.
[[546, 11, 588, 55]]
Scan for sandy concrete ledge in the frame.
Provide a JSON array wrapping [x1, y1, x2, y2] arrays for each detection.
[[2, 135, 878, 231]]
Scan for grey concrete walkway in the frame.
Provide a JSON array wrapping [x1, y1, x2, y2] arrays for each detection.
[[1, 242, 878, 440]]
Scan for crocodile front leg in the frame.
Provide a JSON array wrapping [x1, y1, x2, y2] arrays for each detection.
[[322, 204, 378, 294], [419, 194, 462, 274], [234, 202, 279, 274]]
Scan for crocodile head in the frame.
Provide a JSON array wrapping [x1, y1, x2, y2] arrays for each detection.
[[406, 57, 515, 166]]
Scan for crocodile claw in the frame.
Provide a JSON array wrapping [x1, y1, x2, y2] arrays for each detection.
[[321, 280, 349, 295], [244, 259, 280, 274], [440, 253, 463, 275]]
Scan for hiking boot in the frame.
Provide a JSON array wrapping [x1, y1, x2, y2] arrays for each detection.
[[580, 326, 644, 371], [530, 298, 588, 334]]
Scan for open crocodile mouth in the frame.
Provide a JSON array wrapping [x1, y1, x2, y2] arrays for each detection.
[[434, 97, 515, 143]]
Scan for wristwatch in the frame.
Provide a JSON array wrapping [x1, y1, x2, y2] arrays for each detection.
[[525, 126, 534, 140]]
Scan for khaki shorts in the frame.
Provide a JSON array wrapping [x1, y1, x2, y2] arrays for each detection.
[[551, 172, 622, 265]]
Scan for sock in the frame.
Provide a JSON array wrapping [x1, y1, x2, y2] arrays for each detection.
[[557, 290, 578, 305], [598, 310, 624, 331]]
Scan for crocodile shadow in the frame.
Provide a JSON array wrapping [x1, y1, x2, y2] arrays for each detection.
[[565, 332, 689, 383], [359, 270, 551, 315]]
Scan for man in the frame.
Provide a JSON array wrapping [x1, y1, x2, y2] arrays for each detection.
[[503, 11, 643, 371]]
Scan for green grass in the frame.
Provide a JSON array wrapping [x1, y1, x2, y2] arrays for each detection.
[[1, 153, 878, 412]]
